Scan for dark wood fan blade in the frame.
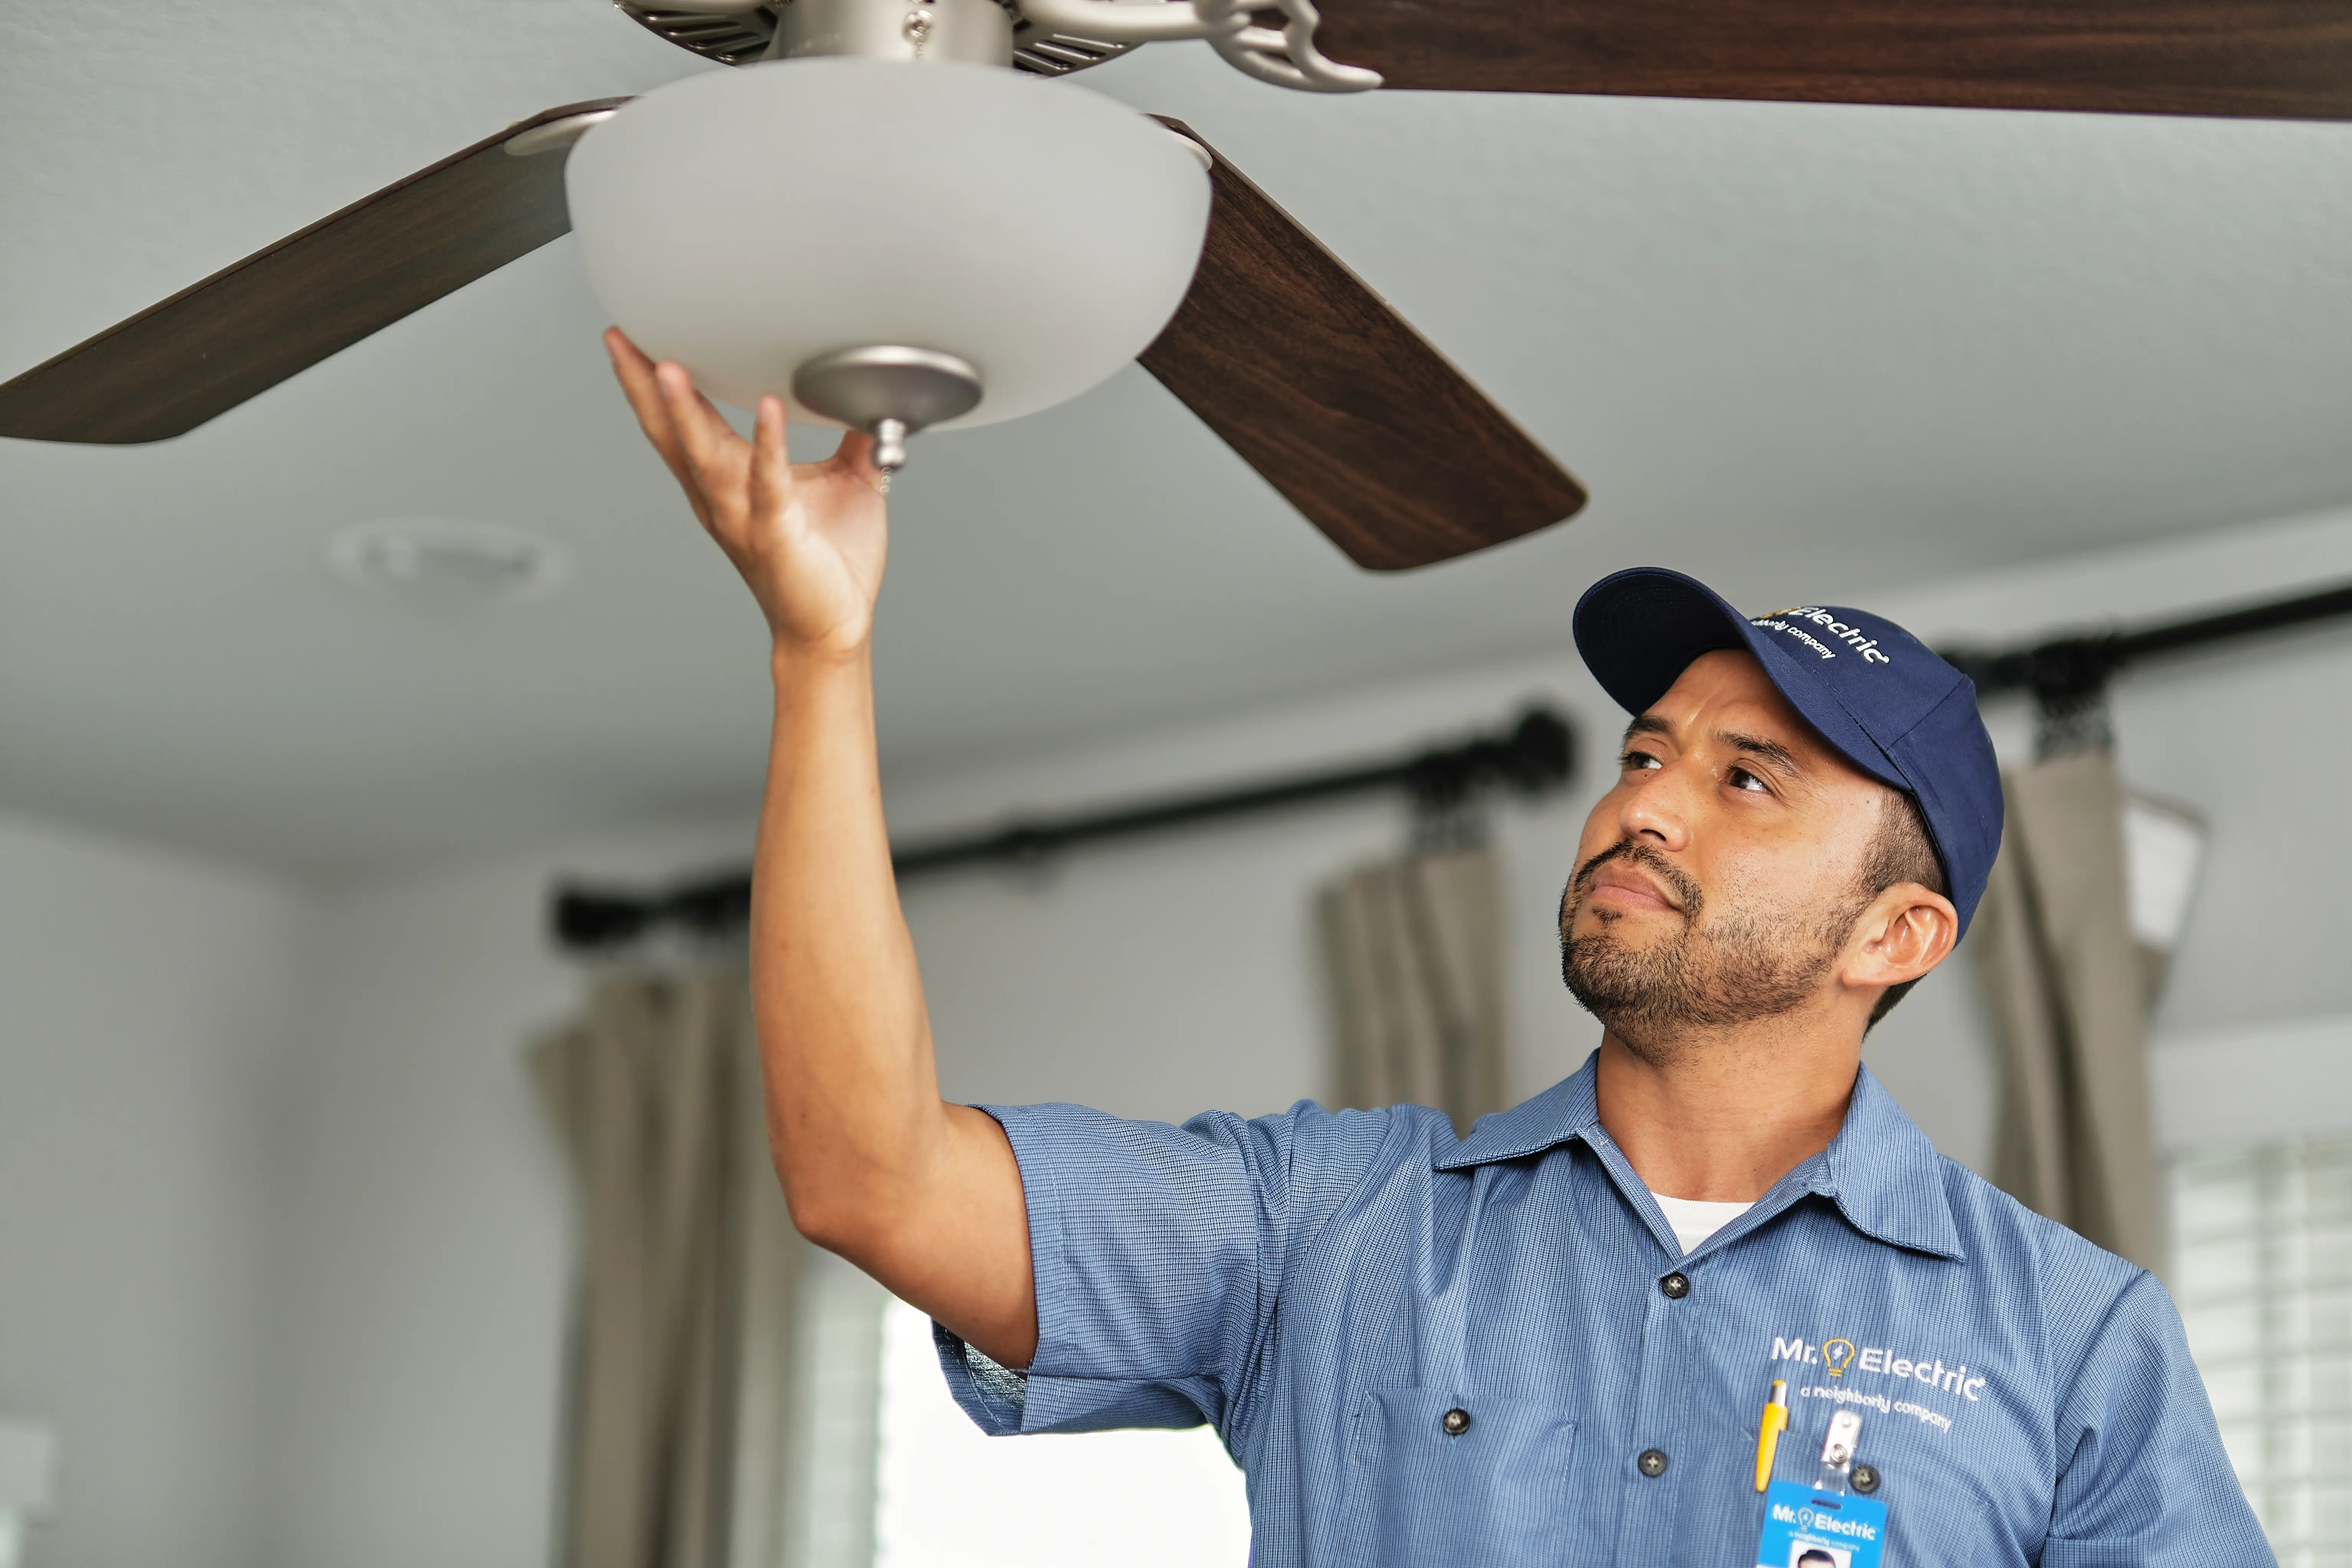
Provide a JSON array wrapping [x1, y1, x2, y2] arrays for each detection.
[[1312, 0, 2352, 118], [0, 99, 630, 445], [1139, 120, 1584, 572]]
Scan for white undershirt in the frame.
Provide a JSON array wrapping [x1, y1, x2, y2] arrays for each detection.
[[1653, 1193, 1755, 1256]]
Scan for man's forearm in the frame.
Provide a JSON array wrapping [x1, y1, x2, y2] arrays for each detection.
[[753, 642, 936, 1237]]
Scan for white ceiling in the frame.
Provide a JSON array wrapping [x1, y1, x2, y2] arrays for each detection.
[[4, 2, 2350, 876]]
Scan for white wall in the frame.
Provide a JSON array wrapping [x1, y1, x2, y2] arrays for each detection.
[[0, 810, 311, 1568], [256, 817, 754, 1568]]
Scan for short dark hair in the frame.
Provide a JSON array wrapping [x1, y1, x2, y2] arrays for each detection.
[[1862, 787, 1947, 1030], [1797, 1553, 1839, 1568]]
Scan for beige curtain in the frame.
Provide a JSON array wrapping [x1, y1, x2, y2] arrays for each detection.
[[1972, 750, 2163, 1271], [533, 972, 769, 1568], [1318, 846, 1508, 1136]]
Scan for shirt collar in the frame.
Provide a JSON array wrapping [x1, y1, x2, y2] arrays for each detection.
[[1434, 1051, 1965, 1262]]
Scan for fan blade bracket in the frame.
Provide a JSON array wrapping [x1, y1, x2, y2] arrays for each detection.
[[1018, 0, 1242, 42], [1014, 0, 1382, 88], [505, 108, 622, 158]]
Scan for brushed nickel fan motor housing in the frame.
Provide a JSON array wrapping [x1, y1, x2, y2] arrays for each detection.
[[615, 0, 1136, 76]]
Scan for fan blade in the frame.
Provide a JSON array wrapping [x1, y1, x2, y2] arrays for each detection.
[[1139, 120, 1583, 572], [0, 99, 630, 445], [1312, 0, 2352, 119]]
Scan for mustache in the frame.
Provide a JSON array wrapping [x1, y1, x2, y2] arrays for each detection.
[[1566, 839, 1703, 918]]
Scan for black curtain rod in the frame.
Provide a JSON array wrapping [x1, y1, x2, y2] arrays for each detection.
[[553, 705, 1575, 952], [1941, 577, 2352, 705]]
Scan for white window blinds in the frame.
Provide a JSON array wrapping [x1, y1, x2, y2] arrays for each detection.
[[2173, 1139, 2352, 1566]]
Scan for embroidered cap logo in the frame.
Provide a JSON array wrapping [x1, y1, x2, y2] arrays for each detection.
[[1751, 607, 1895, 667]]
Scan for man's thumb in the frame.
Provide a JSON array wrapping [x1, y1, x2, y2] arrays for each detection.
[[833, 428, 881, 479]]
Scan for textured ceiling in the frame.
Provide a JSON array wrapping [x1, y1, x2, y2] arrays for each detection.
[[4, 2, 2350, 875]]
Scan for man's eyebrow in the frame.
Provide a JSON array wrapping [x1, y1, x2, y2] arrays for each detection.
[[1718, 729, 1806, 776], [1622, 713, 1671, 745]]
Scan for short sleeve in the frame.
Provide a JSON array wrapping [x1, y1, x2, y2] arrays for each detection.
[[935, 1099, 1401, 1447], [2043, 1271, 2274, 1566]]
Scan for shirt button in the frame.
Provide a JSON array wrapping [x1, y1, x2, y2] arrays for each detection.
[[1852, 1464, 1881, 1494], [1441, 1407, 1471, 1436], [1637, 1448, 1669, 1477], [1659, 1272, 1690, 1299]]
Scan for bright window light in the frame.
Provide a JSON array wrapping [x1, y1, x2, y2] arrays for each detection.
[[872, 1298, 1252, 1568], [2173, 1137, 2352, 1565]]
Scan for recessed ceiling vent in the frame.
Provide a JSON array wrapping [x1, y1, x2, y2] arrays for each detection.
[[325, 518, 571, 605]]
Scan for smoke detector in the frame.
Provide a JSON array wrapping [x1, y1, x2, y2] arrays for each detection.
[[325, 518, 572, 605]]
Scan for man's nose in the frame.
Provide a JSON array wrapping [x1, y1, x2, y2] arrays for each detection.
[[1617, 762, 1695, 852]]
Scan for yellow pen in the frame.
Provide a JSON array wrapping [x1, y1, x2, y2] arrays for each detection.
[[1753, 1378, 1790, 1492]]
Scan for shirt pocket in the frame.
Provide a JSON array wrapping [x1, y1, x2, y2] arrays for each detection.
[[1880, 1478, 2018, 1566], [1345, 1385, 1580, 1567]]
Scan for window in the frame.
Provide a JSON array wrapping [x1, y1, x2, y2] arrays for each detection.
[[2173, 1138, 2352, 1566], [871, 1298, 1251, 1568]]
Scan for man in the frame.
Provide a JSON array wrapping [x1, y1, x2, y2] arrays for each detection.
[[605, 332, 2269, 1565]]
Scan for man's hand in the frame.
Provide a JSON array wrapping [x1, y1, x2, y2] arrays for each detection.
[[605, 328, 887, 658]]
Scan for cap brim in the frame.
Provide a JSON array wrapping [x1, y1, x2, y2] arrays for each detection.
[[1572, 568, 1912, 797]]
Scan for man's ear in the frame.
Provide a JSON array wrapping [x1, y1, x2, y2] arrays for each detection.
[[1844, 883, 1959, 993]]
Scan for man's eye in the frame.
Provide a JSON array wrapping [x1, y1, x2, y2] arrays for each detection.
[[1728, 766, 1771, 793], [1622, 750, 1662, 772]]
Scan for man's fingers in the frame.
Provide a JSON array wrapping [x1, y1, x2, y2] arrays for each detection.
[[749, 397, 790, 528], [655, 361, 731, 478], [685, 380, 734, 438], [831, 428, 884, 489], [604, 325, 646, 375], [605, 329, 671, 441], [604, 326, 652, 382], [606, 329, 669, 439], [606, 331, 704, 498]]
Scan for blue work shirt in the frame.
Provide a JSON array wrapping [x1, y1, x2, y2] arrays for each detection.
[[937, 1054, 2270, 1565]]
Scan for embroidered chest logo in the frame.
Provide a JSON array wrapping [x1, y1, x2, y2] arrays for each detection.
[[1770, 1334, 1984, 1434]]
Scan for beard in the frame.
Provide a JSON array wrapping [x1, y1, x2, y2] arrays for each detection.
[[1558, 839, 1861, 1058]]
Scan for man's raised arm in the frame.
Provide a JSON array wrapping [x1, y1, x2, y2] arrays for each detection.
[[605, 329, 1038, 1367]]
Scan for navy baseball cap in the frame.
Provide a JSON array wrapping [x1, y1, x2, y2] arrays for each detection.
[[1571, 567, 2003, 937]]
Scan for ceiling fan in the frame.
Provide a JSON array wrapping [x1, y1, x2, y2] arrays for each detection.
[[1, 0, 2346, 571]]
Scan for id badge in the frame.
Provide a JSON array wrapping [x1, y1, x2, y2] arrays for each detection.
[[1753, 1480, 1887, 1568]]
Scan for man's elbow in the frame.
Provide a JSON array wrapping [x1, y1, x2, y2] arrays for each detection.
[[778, 1170, 892, 1260], [779, 1173, 848, 1250], [767, 1106, 940, 1257]]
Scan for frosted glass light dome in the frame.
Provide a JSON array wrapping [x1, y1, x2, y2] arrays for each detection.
[[566, 58, 1212, 430]]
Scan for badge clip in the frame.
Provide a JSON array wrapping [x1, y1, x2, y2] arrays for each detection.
[[1815, 1408, 1861, 1495]]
